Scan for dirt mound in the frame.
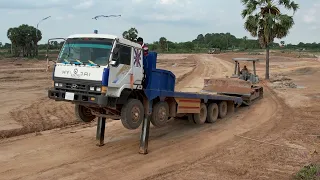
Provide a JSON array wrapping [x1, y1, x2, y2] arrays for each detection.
[[270, 77, 297, 89], [287, 67, 319, 76], [1, 99, 78, 138]]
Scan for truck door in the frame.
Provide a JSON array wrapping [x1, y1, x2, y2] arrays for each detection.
[[108, 43, 132, 90], [108, 43, 144, 97]]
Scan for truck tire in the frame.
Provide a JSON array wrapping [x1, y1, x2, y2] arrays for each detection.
[[121, 99, 144, 130], [206, 103, 219, 123], [151, 101, 169, 127], [75, 104, 96, 123], [193, 103, 207, 124], [218, 101, 227, 118]]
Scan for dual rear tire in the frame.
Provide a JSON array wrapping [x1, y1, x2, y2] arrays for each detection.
[[192, 101, 228, 124], [120, 99, 170, 130]]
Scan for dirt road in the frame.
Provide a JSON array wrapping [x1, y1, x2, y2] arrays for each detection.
[[175, 54, 234, 92], [0, 54, 319, 180]]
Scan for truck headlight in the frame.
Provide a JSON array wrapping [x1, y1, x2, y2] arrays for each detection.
[[55, 83, 63, 87], [90, 86, 101, 91]]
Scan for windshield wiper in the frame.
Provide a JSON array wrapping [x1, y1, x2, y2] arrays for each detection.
[[63, 59, 70, 64], [75, 59, 83, 65], [87, 60, 100, 67], [68, 59, 85, 65]]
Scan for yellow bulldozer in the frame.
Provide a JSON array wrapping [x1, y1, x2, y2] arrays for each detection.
[[203, 58, 263, 106]]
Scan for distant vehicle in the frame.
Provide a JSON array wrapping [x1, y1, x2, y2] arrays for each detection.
[[207, 48, 221, 54]]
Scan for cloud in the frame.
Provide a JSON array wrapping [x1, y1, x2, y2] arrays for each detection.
[[302, 3, 320, 24], [0, 0, 67, 9], [73, 0, 94, 10]]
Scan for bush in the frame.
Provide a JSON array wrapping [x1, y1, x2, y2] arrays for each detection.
[[293, 164, 320, 180]]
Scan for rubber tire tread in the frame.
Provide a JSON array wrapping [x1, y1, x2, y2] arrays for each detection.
[[151, 101, 169, 127], [206, 103, 219, 123], [75, 104, 96, 123], [218, 101, 228, 118], [121, 98, 144, 130], [193, 103, 207, 124]]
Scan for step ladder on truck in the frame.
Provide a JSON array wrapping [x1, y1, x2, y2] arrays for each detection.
[[47, 30, 246, 154]]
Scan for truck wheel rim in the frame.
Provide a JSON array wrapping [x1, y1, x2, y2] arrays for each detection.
[[131, 106, 140, 123], [158, 107, 166, 122]]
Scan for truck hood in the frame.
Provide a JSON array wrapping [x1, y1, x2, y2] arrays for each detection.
[[54, 63, 107, 81]]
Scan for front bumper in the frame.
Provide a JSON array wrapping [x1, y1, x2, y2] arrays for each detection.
[[48, 88, 116, 107]]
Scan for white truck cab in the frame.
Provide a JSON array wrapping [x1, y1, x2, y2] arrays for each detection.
[[48, 32, 146, 127]]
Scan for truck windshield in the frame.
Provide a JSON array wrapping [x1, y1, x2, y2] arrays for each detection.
[[58, 38, 113, 66]]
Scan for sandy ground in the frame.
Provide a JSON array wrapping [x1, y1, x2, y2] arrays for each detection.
[[0, 52, 319, 180]]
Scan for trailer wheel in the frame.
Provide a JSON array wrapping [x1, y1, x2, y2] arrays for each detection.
[[75, 104, 96, 123], [218, 101, 228, 118], [151, 101, 169, 127], [206, 103, 219, 123], [193, 103, 207, 124], [121, 99, 144, 130]]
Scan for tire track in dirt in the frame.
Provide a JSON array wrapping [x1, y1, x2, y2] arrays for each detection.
[[175, 54, 234, 92]]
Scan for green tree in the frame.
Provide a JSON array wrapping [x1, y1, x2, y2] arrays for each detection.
[[241, 0, 299, 79], [7, 24, 42, 57], [159, 37, 167, 51], [122, 27, 138, 42]]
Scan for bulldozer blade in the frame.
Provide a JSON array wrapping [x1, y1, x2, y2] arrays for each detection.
[[203, 78, 253, 95]]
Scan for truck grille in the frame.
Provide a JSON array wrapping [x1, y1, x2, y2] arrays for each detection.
[[65, 83, 86, 90]]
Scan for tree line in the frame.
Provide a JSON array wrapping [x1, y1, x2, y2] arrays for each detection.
[[2, 25, 320, 56]]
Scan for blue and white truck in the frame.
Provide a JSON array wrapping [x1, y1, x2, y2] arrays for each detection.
[[47, 31, 245, 154]]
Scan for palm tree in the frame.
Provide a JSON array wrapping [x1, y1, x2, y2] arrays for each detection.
[[241, 0, 299, 79], [159, 37, 167, 51]]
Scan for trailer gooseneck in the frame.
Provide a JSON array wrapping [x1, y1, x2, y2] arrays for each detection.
[[47, 32, 244, 154]]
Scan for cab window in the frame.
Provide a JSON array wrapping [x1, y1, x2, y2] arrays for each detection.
[[112, 44, 131, 66]]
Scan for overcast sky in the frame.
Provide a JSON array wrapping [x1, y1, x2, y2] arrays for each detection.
[[0, 0, 318, 44]]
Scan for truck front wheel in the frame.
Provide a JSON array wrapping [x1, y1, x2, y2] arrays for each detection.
[[121, 99, 144, 130], [75, 104, 96, 123]]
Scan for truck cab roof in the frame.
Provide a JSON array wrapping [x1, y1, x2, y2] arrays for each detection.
[[66, 33, 142, 49]]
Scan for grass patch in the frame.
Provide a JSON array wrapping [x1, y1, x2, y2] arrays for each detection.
[[293, 164, 320, 180]]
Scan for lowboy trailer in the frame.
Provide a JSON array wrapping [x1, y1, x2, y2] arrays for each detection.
[[47, 31, 243, 154]]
